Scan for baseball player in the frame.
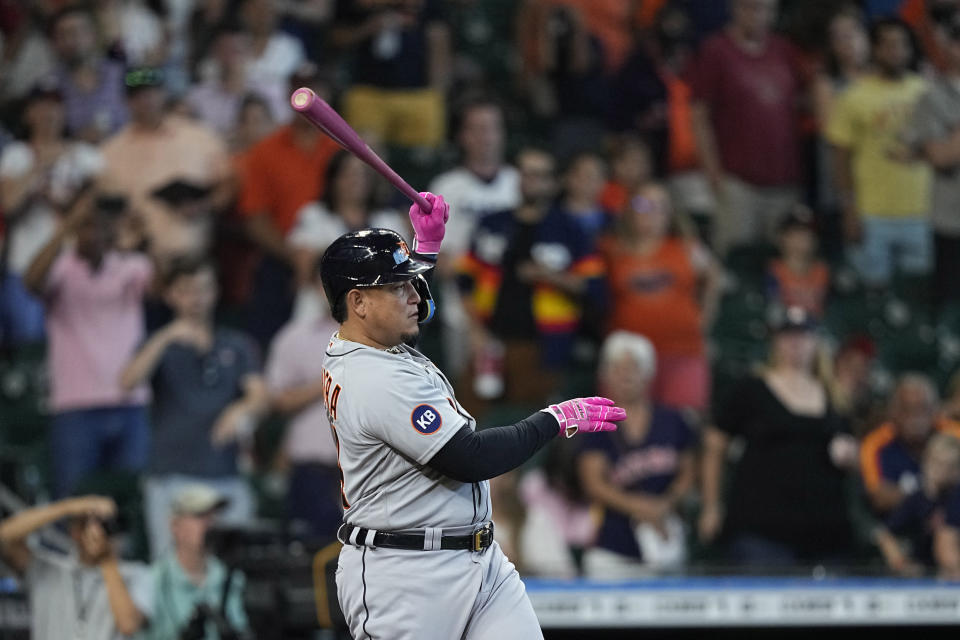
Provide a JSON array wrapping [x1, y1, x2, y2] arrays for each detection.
[[319, 192, 626, 640]]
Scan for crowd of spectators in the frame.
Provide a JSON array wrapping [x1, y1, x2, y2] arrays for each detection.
[[5, 0, 960, 636]]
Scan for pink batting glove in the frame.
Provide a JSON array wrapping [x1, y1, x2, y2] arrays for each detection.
[[409, 192, 449, 254], [541, 397, 626, 438]]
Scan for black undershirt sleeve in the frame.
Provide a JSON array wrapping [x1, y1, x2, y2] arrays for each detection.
[[425, 412, 560, 483]]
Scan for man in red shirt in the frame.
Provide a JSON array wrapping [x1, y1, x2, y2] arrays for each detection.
[[691, 0, 804, 256], [238, 65, 339, 346]]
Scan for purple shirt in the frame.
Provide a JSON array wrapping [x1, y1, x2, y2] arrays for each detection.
[[266, 317, 340, 465], [45, 248, 152, 412], [56, 59, 128, 139]]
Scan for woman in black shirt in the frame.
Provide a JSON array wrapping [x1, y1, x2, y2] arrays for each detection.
[[699, 306, 859, 569]]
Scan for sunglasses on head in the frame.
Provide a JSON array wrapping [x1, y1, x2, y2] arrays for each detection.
[[124, 68, 164, 90], [630, 195, 664, 214]]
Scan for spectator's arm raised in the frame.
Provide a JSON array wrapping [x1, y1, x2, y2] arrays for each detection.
[[0, 496, 115, 575], [22, 187, 95, 297]]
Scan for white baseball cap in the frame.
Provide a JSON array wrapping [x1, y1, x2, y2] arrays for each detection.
[[170, 483, 229, 517]]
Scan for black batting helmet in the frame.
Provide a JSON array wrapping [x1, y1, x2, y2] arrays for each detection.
[[320, 229, 436, 323]]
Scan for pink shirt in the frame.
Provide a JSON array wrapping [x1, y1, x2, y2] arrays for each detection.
[[45, 248, 152, 412], [266, 317, 340, 465]]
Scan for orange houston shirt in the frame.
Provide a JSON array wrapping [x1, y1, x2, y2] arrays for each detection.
[[601, 236, 704, 357], [238, 125, 340, 235], [769, 259, 830, 318]]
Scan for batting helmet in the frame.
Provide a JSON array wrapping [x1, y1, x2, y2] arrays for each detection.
[[320, 228, 436, 323]]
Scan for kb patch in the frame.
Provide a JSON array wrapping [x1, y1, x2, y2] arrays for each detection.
[[411, 404, 442, 435]]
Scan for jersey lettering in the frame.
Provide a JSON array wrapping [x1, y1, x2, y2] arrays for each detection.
[[322, 368, 349, 509], [321, 369, 342, 422]]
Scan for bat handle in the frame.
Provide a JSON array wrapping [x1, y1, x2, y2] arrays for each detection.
[[409, 190, 431, 214]]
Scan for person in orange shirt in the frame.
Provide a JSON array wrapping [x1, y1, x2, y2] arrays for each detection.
[[766, 205, 831, 318], [599, 183, 724, 413], [237, 66, 340, 346]]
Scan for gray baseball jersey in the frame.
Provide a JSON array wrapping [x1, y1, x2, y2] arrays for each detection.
[[321, 333, 491, 531]]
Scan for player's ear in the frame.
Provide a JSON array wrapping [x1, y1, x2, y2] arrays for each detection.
[[346, 288, 366, 320]]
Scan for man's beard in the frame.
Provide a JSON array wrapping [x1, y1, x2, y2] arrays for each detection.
[[400, 329, 420, 349]]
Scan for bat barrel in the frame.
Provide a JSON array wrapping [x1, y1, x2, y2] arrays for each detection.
[[290, 88, 431, 214]]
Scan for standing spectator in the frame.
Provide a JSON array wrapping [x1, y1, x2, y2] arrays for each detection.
[[287, 150, 409, 321], [699, 307, 859, 568], [230, 93, 276, 154], [515, 0, 609, 156], [23, 193, 152, 498], [903, 13, 960, 306], [458, 147, 603, 406], [428, 97, 520, 263], [0, 1, 57, 104], [691, 0, 804, 255], [598, 183, 723, 413], [0, 495, 153, 640], [523, 0, 639, 73], [766, 205, 830, 318], [812, 5, 869, 248], [331, 0, 451, 148], [577, 331, 697, 577], [265, 265, 341, 540], [609, 1, 700, 179], [214, 93, 277, 310], [556, 152, 609, 242], [0, 80, 103, 346], [428, 97, 520, 378], [97, 0, 168, 67], [238, 67, 340, 347], [147, 484, 250, 640], [119, 258, 267, 558], [187, 24, 289, 136], [827, 17, 931, 288], [48, 5, 128, 142], [99, 66, 234, 270], [873, 432, 960, 575], [598, 134, 654, 215], [860, 373, 960, 514], [239, 0, 306, 91]]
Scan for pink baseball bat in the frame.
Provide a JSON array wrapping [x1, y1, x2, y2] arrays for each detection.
[[290, 88, 431, 213]]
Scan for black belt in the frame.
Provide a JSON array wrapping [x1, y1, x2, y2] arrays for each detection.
[[338, 522, 494, 552]]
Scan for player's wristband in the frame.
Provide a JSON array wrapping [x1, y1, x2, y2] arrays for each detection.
[[412, 236, 441, 255]]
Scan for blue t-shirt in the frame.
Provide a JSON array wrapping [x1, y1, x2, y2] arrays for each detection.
[[886, 484, 960, 568], [945, 484, 960, 528], [577, 406, 695, 558], [149, 328, 260, 477]]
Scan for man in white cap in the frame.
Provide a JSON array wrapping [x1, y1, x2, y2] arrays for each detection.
[[147, 484, 250, 640]]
